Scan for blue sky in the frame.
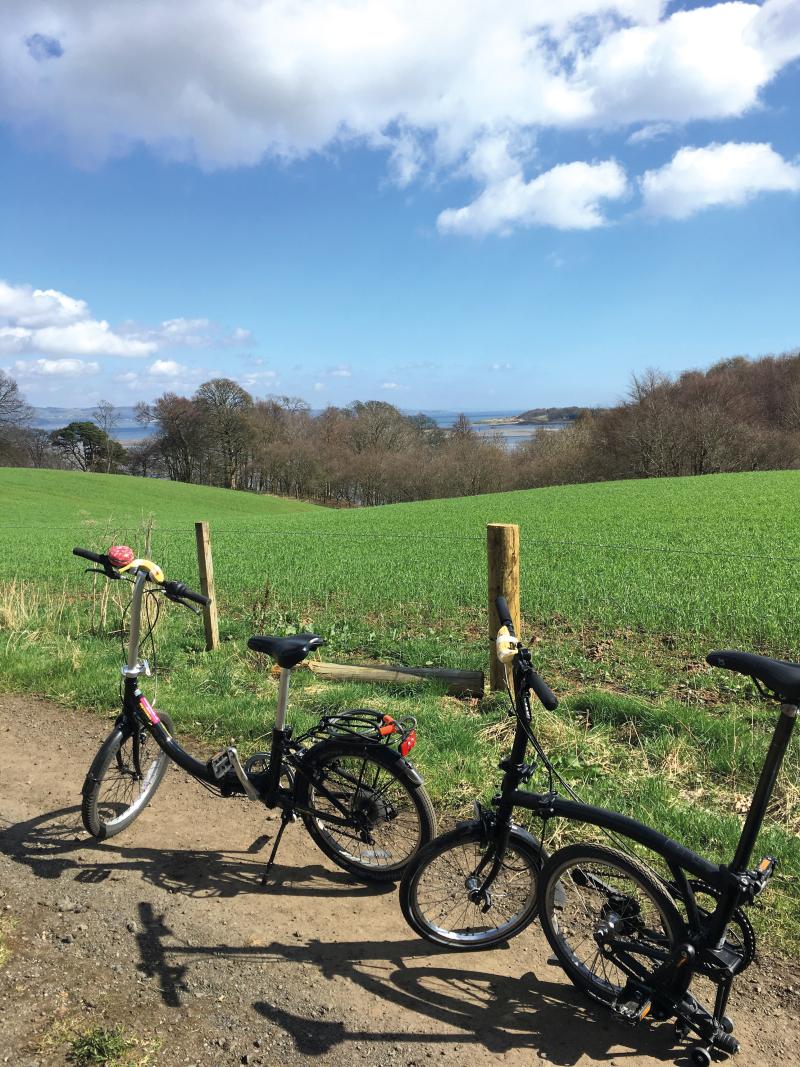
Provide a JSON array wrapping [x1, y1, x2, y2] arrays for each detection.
[[1, 1, 799, 411]]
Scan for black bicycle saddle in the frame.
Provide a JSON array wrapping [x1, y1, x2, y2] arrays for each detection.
[[248, 633, 325, 669], [707, 650, 800, 703]]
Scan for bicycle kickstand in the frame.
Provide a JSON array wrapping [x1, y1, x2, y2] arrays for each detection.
[[260, 809, 294, 886]]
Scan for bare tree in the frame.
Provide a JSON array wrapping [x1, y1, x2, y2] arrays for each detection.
[[0, 370, 32, 428], [92, 400, 120, 473]]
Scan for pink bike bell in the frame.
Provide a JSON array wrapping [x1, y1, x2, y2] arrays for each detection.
[[108, 545, 135, 567]]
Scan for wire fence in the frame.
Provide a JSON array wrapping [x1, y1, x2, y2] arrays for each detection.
[[1, 514, 798, 653]]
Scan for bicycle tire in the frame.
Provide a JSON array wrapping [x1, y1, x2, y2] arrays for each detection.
[[538, 842, 685, 1006], [400, 821, 546, 949], [81, 713, 174, 840], [296, 739, 435, 881]]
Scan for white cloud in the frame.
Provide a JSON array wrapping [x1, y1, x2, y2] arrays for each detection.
[[576, 3, 777, 125], [627, 122, 673, 146], [0, 280, 87, 327], [641, 142, 800, 219], [124, 317, 252, 348], [381, 381, 402, 390], [1, 2, 798, 236], [240, 368, 278, 389], [328, 364, 352, 378], [490, 361, 513, 371], [12, 357, 99, 377], [0, 279, 252, 360], [439, 159, 628, 236], [148, 359, 188, 379]]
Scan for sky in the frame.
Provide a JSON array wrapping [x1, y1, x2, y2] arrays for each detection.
[[1, 0, 799, 412]]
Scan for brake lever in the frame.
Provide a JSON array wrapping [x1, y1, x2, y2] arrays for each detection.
[[166, 595, 201, 615], [84, 566, 121, 581]]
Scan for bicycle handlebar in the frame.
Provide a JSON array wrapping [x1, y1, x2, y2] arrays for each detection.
[[73, 547, 210, 607], [163, 580, 211, 607], [495, 595, 514, 636], [73, 547, 110, 566], [494, 593, 558, 710], [529, 671, 558, 711]]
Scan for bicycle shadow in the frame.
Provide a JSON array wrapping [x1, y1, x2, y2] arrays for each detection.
[[126, 908, 680, 1066], [0, 806, 392, 900]]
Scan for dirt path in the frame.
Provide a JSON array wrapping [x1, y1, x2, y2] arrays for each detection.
[[0, 695, 797, 1067]]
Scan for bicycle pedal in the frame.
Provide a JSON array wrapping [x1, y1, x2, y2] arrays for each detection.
[[614, 994, 652, 1023], [210, 746, 259, 800], [210, 749, 234, 779]]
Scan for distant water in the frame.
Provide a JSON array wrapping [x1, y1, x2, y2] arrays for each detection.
[[32, 407, 563, 447]]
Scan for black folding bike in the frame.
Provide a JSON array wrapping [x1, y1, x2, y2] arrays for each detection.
[[401, 595, 796, 1065], [75, 545, 435, 883]]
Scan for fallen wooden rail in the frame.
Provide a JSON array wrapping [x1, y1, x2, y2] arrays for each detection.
[[308, 660, 484, 698]]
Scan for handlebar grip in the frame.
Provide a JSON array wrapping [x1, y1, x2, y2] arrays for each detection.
[[164, 580, 210, 607], [183, 587, 211, 607], [495, 595, 515, 636], [73, 547, 107, 565], [530, 671, 558, 711]]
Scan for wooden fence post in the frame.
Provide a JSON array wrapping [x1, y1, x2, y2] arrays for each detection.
[[194, 520, 219, 651], [487, 522, 520, 691]]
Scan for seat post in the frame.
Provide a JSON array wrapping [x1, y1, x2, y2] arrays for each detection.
[[274, 667, 291, 731], [731, 702, 797, 872]]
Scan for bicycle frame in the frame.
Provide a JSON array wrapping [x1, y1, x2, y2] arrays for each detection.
[[116, 567, 394, 835], [491, 649, 796, 953]]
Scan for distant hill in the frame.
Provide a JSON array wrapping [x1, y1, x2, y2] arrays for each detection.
[[515, 406, 599, 424]]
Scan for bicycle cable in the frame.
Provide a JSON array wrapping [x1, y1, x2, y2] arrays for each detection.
[[505, 660, 676, 888]]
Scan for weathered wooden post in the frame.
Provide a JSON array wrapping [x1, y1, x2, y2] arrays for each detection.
[[487, 522, 520, 691], [194, 520, 219, 651]]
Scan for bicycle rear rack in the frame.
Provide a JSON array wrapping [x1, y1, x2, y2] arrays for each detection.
[[306, 709, 417, 748]]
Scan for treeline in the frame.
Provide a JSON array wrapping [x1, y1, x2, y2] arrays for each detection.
[[1, 348, 799, 504], [518, 351, 800, 486]]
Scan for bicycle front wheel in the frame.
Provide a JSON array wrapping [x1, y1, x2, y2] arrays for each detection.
[[400, 822, 545, 949], [538, 843, 684, 1005], [81, 714, 174, 840], [298, 741, 435, 881]]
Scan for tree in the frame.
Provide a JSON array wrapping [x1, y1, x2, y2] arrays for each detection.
[[0, 370, 32, 430], [50, 421, 126, 473], [194, 378, 253, 488], [138, 394, 204, 483], [92, 400, 121, 473]]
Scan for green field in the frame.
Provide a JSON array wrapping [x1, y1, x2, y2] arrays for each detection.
[[2, 467, 800, 949]]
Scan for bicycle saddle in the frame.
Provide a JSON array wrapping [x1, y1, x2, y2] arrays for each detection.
[[248, 633, 325, 668], [707, 650, 800, 703]]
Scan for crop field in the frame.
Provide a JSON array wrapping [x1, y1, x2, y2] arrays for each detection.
[[2, 466, 800, 949], [2, 467, 800, 662]]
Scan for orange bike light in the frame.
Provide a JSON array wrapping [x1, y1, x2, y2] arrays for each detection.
[[400, 730, 417, 757]]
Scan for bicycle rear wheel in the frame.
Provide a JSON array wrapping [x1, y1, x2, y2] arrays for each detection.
[[82, 713, 174, 839], [538, 843, 684, 1005], [297, 740, 435, 881], [400, 822, 545, 949]]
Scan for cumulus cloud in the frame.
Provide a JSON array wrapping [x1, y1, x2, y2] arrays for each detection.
[[1, 1, 798, 235], [641, 142, 800, 219], [0, 280, 252, 360], [13, 357, 99, 377], [439, 159, 628, 235], [148, 359, 189, 379]]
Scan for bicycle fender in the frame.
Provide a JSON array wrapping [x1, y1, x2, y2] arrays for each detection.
[[457, 815, 548, 856], [301, 736, 424, 786], [81, 726, 127, 797]]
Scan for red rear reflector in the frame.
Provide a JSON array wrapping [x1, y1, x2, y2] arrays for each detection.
[[400, 730, 416, 757], [108, 545, 134, 567]]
